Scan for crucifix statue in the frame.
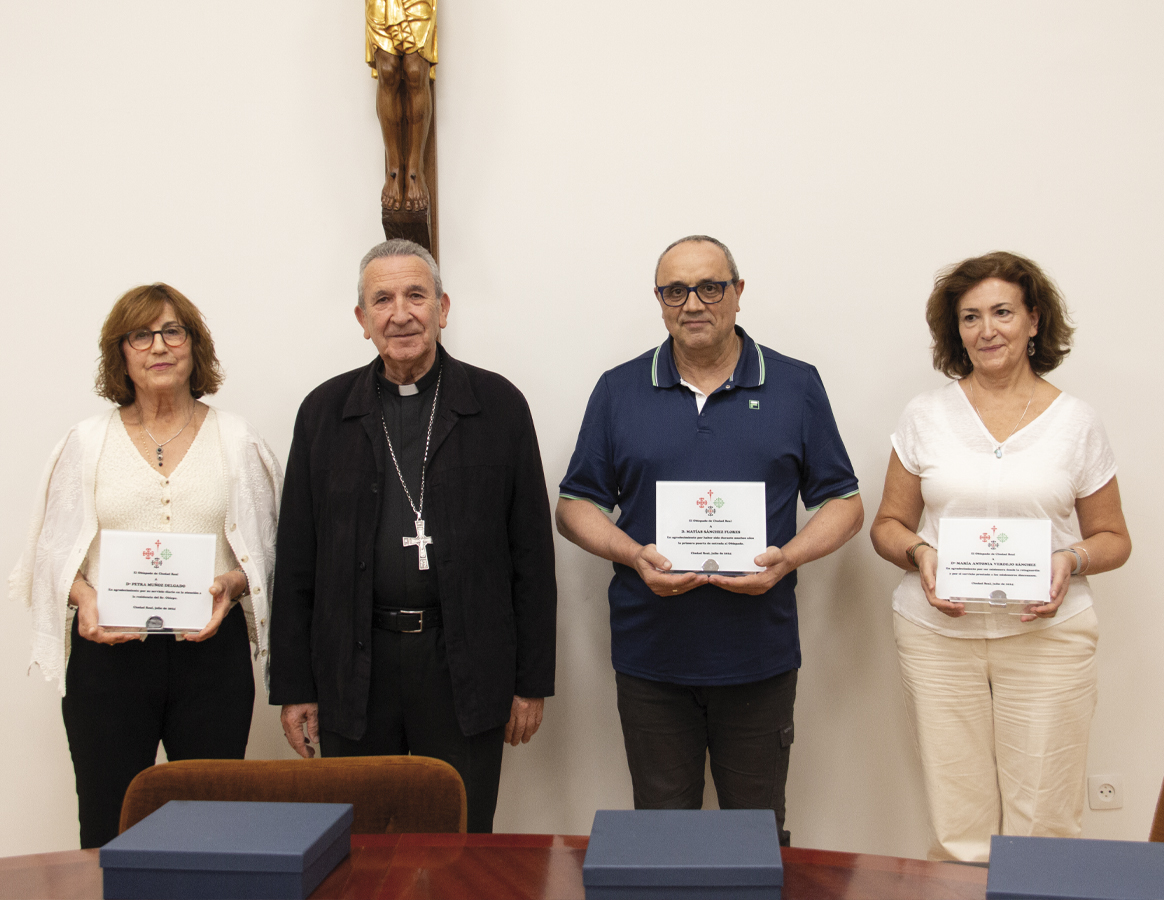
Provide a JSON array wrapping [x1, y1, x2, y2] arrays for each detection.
[[366, 0, 438, 253]]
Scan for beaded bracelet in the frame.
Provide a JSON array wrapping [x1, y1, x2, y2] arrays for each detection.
[[234, 564, 251, 596], [905, 541, 934, 569]]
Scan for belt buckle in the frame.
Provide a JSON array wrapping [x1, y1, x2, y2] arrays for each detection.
[[399, 609, 425, 633]]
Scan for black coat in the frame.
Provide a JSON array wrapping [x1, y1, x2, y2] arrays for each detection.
[[268, 348, 557, 738]]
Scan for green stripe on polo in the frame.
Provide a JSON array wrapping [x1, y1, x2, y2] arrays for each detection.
[[558, 493, 614, 515]]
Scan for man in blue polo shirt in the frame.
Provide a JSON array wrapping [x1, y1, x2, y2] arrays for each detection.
[[556, 235, 862, 845]]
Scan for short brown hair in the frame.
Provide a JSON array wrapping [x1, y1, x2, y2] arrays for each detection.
[[96, 283, 224, 405], [925, 251, 1075, 378]]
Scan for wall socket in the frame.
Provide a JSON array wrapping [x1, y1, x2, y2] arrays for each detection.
[[1087, 774, 1124, 810]]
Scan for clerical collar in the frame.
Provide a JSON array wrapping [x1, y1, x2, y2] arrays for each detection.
[[379, 355, 442, 396]]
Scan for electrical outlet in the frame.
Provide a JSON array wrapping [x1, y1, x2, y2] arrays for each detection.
[[1087, 774, 1124, 810]]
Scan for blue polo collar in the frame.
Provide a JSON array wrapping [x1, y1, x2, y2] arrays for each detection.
[[650, 326, 765, 390]]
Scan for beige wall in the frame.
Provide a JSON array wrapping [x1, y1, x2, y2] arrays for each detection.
[[1, 1, 1161, 857]]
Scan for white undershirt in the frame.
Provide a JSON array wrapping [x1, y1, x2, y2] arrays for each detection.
[[680, 375, 735, 414]]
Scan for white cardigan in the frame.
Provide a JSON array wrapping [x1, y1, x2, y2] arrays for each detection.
[[8, 406, 283, 694]]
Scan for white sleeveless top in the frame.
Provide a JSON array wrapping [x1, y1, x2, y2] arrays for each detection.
[[84, 408, 239, 588]]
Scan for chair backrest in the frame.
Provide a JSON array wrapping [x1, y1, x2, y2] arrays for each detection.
[[119, 756, 467, 835], [1151, 776, 1164, 842]]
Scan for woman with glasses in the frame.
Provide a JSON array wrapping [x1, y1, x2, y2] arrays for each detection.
[[869, 252, 1131, 861], [10, 283, 282, 848]]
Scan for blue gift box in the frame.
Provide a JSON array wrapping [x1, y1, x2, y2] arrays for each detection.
[[987, 835, 1164, 900], [99, 800, 353, 900], [583, 809, 783, 899]]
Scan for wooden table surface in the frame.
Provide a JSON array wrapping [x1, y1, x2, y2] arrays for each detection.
[[0, 832, 988, 899]]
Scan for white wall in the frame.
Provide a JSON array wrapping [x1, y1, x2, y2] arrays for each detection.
[[1, 1, 1161, 858]]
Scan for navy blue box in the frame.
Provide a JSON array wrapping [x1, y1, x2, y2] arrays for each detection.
[[100, 800, 353, 899], [987, 835, 1164, 900], [583, 809, 783, 899]]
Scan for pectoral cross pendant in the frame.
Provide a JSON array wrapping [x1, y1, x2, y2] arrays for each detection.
[[403, 518, 434, 570]]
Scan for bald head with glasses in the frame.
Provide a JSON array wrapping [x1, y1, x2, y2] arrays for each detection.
[[653, 235, 746, 397]]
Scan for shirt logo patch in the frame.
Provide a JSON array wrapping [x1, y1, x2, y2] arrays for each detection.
[[748, 400, 760, 410]]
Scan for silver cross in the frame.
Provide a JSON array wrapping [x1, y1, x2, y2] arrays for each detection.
[[403, 518, 434, 570]]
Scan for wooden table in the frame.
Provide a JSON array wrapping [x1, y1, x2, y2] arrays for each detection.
[[0, 833, 988, 899]]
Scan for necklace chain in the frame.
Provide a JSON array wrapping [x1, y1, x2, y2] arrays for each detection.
[[137, 403, 197, 468], [376, 368, 443, 522], [967, 379, 1036, 457]]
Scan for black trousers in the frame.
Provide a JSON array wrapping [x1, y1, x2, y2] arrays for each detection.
[[615, 669, 797, 846], [320, 625, 505, 834], [61, 604, 255, 849]]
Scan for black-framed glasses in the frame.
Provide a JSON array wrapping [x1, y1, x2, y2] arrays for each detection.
[[656, 281, 734, 307], [124, 325, 190, 350]]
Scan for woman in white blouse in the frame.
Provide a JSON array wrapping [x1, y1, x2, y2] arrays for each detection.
[[870, 252, 1131, 863], [9, 283, 282, 848]]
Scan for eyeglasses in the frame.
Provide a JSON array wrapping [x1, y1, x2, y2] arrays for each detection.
[[656, 281, 734, 307], [124, 325, 190, 351]]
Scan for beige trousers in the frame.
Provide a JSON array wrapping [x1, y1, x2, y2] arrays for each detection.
[[894, 608, 1099, 862]]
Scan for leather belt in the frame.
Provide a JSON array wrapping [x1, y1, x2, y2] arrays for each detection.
[[372, 607, 442, 633]]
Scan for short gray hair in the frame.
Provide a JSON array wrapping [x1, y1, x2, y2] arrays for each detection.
[[654, 235, 740, 284], [357, 239, 443, 308]]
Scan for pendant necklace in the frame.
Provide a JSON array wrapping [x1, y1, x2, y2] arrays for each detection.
[[967, 379, 1036, 458], [376, 368, 443, 570], [138, 403, 197, 468]]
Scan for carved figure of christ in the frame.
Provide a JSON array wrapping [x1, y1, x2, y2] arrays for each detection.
[[403, 518, 434, 570]]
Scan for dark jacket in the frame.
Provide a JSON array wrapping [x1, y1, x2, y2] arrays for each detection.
[[268, 347, 557, 738]]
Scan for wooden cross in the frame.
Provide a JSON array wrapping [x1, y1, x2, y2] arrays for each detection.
[[403, 518, 434, 571]]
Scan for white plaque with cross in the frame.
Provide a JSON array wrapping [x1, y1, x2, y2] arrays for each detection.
[[403, 518, 434, 570], [96, 529, 216, 632], [936, 517, 1051, 609], [655, 481, 766, 574]]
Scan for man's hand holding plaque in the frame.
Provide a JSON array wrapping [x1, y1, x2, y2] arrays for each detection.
[[655, 481, 767, 576]]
